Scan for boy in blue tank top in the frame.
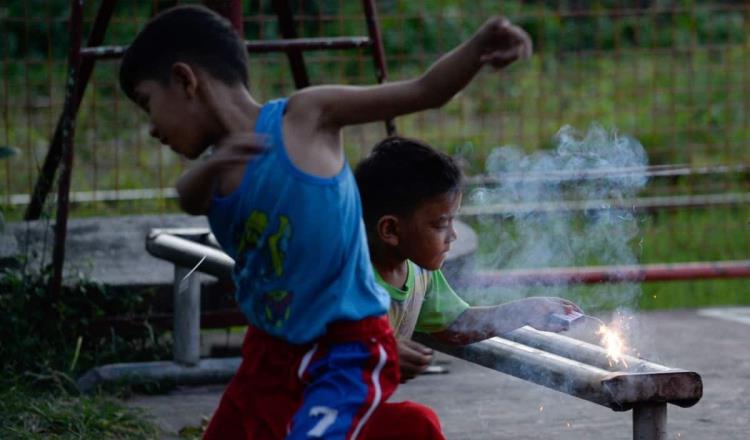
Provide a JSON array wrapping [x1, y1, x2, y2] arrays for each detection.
[[120, 5, 532, 439], [355, 137, 583, 383]]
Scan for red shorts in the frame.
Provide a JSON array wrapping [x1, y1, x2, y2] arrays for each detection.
[[203, 315, 443, 439]]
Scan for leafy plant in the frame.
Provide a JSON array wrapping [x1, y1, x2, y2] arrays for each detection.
[[0, 146, 19, 233], [0, 265, 171, 384]]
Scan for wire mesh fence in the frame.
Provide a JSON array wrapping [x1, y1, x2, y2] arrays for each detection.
[[1, 0, 749, 305]]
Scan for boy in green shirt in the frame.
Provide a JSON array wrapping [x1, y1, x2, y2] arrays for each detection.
[[355, 136, 583, 381]]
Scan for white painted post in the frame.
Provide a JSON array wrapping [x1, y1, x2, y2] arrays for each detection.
[[173, 265, 201, 366], [633, 403, 667, 440]]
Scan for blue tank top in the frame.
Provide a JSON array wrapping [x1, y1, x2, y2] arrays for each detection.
[[207, 98, 389, 344]]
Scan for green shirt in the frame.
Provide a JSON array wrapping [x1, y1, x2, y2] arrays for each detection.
[[374, 260, 470, 338]]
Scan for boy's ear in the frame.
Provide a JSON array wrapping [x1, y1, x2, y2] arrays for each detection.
[[376, 215, 401, 247], [170, 62, 199, 99]]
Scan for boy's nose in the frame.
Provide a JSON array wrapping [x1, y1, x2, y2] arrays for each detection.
[[447, 224, 458, 243]]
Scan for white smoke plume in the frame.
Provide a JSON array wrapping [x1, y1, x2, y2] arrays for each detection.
[[465, 123, 648, 312]]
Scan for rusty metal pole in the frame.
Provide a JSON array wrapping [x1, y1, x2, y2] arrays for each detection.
[[633, 403, 667, 440], [273, 0, 310, 89], [204, 0, 243, 34], [25, 0, 117, 220], [469, 260, 750, 287], [50, 0, 83, 297], [361, 0, 395, 135]]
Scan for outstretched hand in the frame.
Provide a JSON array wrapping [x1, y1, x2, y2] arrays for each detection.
[[513, 297, 583, 333], [476, 16, 533, 69], [397, 339, 434, 383]]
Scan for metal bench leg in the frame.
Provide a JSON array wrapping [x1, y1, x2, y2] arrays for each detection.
[[633, 403, 667, 440], [174, 266, 201, 366]]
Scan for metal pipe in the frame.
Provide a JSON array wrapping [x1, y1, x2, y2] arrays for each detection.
[[145, 232, 234, 280], [362, 0, 396, 135], [465, 163, 750, 185], [413, 333, 701, 412], [460, 192, 750, 216], [246, 37, 372, 52], [49, 0, 83, 298], [80, 37, 372, 61], [77, 358, 241, 394], [273, 0, 310, 89], [633, 403, 667, 440], [25, 0, 117, 220], [469, 260, 750, 286], [173, 266, 201, 366], [414, 333, 611, 407], [504, 326, 671, 373]]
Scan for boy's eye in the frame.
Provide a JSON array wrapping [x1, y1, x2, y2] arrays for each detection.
[[433, 220, 450, 229]]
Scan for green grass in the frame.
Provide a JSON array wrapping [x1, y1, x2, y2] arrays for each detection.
[[0, 384, 159, 440], [465, 205, 750, 311]]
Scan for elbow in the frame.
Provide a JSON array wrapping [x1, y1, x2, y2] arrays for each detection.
[[177, 196, 199, 216], [176, 186, 206, 216], [179, 199, 202, 216]]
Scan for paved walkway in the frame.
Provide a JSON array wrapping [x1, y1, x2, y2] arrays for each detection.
[[126, 307, 750, 439]]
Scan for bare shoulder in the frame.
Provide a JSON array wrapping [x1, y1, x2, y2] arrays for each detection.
[[282, 89, 344, 177]]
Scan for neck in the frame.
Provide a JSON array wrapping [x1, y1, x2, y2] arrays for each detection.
[[214, 85, 261, 135], [370, 242, 408, 288], [200, 77, 261, 144]]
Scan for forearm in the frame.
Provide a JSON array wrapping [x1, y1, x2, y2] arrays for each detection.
[[414, 35, 485, 109], [308, 37, 485, 128], [299, 17, 529, 129], [175, 160, 220, 215], [432, 304, 526, 345]]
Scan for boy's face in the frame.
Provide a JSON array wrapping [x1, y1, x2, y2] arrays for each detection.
[[399, 191, 462, 271], [133, 79, 208, 159]]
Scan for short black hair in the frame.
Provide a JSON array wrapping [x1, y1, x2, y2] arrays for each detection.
[[355, 136, 463, 233], [119, 5, 248, 101]]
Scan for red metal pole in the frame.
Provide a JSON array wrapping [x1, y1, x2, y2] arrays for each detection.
[[362, 0, 396, 135], [273, 0, 310, 89], [468, 260, 750, 286], [49, 0, 84, 298], [204, 0, 243, 35], [25, 0, 117, 220]]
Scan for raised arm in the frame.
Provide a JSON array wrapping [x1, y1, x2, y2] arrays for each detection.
[[289, 16, 532, 130], [431, 297, 582, 345]]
